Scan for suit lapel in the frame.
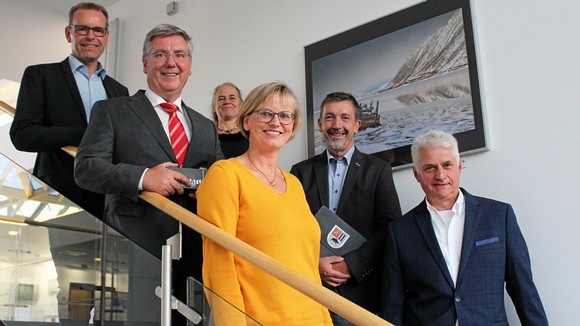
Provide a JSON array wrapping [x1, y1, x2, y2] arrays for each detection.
[[414, 204, 456, 288], [129, 91, 176, 162], [337, 148, 363, 214], [456, 190, 481, 284], [61, 59, 88, 124], [313, 153, 329, 208], [103, 76, 122, 98], [182, 102, 199, 167]]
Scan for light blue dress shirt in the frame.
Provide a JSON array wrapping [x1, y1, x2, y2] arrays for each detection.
[[327, 146, 355, 212], [68, 55, 108, 122]]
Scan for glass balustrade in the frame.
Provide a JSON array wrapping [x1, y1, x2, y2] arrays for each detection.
[[0, 153, 253, 325], [187, 277, 261, 326]]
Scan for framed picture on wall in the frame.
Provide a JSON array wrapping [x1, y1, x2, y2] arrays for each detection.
[[304, 0, 487, 168]]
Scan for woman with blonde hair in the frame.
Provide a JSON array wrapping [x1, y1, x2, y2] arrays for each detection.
[[197, 81, 332, 325]]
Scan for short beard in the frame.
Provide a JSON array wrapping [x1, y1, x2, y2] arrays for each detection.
[[324, 136, 347, 155]]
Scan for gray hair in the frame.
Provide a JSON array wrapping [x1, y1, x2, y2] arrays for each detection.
[[319, 92, 361, 120], [142, 24, 193, 57], [211, 82, 243, 124], [411, 130, 460, 169]]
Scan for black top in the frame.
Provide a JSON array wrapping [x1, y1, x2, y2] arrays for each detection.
[[218, 132, 249, 158]]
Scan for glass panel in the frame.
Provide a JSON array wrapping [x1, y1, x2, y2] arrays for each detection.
[[0, 152, 163, 325], [0, 151, 260, 326], [187, 277, 261, 326]]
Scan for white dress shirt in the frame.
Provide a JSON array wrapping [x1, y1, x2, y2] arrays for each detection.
[[426, 190, 465, 286]]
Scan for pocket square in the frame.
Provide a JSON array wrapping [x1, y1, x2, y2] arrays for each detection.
[[475, 237, 499, 246]]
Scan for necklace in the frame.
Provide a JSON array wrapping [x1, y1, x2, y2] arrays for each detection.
[[218, 125, 239, 134], [247, 155, 277, 187]]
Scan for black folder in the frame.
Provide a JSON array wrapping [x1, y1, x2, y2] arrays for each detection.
[[314, 206, 367, 257], [168, 167, 206, 189]]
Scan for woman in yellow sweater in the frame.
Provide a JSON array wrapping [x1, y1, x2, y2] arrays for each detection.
[[197, 81, 332, 325]]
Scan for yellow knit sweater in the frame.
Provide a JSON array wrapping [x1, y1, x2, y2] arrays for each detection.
[[197, 158, 332, 325]]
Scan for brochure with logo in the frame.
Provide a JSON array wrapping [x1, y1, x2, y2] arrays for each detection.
[[314, 206, 367, 257], [168, 167, 205, 189]]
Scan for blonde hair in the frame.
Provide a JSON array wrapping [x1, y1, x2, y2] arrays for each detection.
[[238, 81, 301, 140]]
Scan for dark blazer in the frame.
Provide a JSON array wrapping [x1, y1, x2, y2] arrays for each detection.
[[10, 58, 128, 217], [381, 189, 548, 326], [74, 90, 223, 281], [290, 148, 402, 313]]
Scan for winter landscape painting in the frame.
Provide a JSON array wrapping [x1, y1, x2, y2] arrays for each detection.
[[305, 0, 486, 168]]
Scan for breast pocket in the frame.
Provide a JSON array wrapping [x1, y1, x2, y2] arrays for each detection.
[[472, 236, 505, 275]]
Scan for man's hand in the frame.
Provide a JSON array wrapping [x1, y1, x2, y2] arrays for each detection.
[[319, 256, 351, 287], [143, 162, 192, 196]]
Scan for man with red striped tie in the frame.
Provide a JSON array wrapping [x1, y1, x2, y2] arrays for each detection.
[[74, 24, 223, 323]]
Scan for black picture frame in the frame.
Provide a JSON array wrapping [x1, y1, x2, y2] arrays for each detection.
[[304, 0, 487, 168]]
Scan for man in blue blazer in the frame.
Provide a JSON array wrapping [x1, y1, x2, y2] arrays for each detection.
[[10, 2, 128, 218], [380, 130, 548, 325]]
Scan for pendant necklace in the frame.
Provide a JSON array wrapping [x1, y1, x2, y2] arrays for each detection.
[[248, 155, 277, 187], [218, 125, 239, 134]]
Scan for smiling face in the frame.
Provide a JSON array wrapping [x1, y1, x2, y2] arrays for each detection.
[[318, 100, 361, 158], [214, 85, 241, 122], [243, 94, 294, 151], [65, 9, 109, 68], [413, 146, 462, 210], [142, 35, 192, 102]]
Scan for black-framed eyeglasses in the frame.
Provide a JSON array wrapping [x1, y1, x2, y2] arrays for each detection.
[[69, 25, 108, 37], [253, 109, 295, 125], [148, 51, 191, 62]]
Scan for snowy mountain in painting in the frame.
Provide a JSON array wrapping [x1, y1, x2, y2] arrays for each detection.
[[381, 9, 467, 92]]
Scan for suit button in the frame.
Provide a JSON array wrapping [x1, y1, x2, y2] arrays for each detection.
[[455, 297, 461, 302]]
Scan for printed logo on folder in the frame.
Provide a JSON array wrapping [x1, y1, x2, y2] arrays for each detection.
[[327, 225, 350, 249], [315, 206, 366, 257]]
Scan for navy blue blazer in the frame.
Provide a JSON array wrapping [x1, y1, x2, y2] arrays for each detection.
[[380, 189, 548, 326]]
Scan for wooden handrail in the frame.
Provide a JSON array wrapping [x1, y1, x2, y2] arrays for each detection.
[[141, 192, 390, 325], [3, 101, 392, 325], [0, 101, 16, 115]]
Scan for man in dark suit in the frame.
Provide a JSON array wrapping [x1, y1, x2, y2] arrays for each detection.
[[10, 2, 128, 218], [380, 130, 548, 325], [291, 92, 401, 325], [74, 24, 223, 322]]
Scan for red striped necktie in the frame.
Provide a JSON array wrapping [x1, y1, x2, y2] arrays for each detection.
[[160, 102, 189, 166]]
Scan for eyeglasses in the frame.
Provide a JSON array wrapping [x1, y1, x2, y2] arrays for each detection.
[[148, 51, 191, 62], [69, 25, 108, 37], [253, 109, 295, 125]]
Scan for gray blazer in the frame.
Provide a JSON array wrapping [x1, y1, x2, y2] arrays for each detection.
[[74, 90, 223, 273]]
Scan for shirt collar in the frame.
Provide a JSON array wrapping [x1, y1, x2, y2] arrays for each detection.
[[426, 189, 465, 215], [326, 145, 355, 165], [144, 87, 183, 111], [68, 55, 106, 79]]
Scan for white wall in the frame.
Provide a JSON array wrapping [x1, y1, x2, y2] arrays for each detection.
[[0, 1, 74, 171], [2, 0, 579, 324]]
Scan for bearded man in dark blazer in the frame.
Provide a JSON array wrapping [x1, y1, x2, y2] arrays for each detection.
[[291, 92, 402, 325], [10, 2, 128, 218]]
